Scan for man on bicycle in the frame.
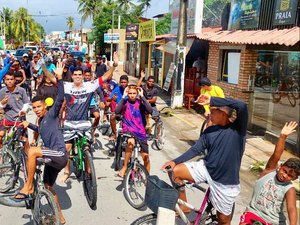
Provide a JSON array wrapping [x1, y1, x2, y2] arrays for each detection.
[[12, 61, 67, 224], [59, 52, 119, 183], [0, 70, 30, 149], [162, 95, 248, 225]]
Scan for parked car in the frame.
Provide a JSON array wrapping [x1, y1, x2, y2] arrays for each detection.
[[25, 46, 38, 54], [14, 49, 31, 61], [50, 47, 60, 52], [69, 51, 85, 60]]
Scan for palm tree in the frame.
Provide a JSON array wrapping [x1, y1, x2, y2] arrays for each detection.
[[66, 16, 75, 30], [117, 0, 136, 12], [11, 7, 31, 43], [1, 7, 14, 42], [140, 0, 151, 11], [77, 0, 103, 22]]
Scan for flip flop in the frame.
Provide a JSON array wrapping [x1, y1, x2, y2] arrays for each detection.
[[10, 192, 33, 202], [115, 173, 124, 179]]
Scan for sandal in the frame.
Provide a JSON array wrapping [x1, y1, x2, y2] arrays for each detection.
[[10, 192, 33, 202], [60, 172, 70, 183]]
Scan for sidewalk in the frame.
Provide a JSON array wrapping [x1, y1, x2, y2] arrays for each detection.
[[112, 66, 300, 194]]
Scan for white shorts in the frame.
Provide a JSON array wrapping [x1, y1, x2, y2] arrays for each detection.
[[184, 160, 240, 215], [63, 120, 92, 142]]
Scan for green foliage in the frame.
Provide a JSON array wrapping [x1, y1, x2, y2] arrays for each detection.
[[155, 13, 171, 35], [66, 16, 75, 31], [250, 160, 266, 174]]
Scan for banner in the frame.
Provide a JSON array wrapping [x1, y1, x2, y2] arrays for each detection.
[[163, 62, 176, 91], [138, 20, 156, 42], [126, 24, 139, 41], [228, 0, 261, 30], [273, 0, 298, 25], [104, 33, 120, 43]]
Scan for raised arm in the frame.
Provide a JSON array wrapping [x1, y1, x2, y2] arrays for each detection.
[[263, 121, 298, 174], [101, 52, 119, 83], [41, 64, 57, 84], [0, 57, 14, 81], [137, 70, 145, 87]]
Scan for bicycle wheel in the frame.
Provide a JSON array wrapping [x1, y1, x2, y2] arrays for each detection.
[[114, 135, 123, 171], [82, 149, 97, 209], [131, 213, 157, 225], [287, 93, 296, 107], [33, 189, 60, 225], [0, 147, 17, 165], [291, 86, 300, 100], [0, 163, 15, 193], [154, 120, 164, 150], [271, 86, 281, 102], [124, 163, 149, 209]]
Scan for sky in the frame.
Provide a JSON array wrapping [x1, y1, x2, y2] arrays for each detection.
[[1, 0, 170, 33]]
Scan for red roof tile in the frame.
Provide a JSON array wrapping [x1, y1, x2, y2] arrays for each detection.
[[196, 27, 300, 46]]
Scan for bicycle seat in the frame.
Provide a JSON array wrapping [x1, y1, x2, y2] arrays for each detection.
[[36, 157, 52, 165]]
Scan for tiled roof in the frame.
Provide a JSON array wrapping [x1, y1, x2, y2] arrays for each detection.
[[196, 27, 300, 46]]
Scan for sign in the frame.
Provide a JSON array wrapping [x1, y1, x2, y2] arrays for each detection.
[[273, 0, 298, 25], [228, 0, 262, 30], [163, 62, 176, 91], [126, 24, 139, 41], [170, 0, 203, 34], [138, 20, 156, 42], [104, 33, 120, 43]]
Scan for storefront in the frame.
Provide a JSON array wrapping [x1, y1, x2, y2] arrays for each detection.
[[197, 27, 300, 154]]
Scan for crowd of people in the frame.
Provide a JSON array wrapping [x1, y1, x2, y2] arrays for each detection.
[[0, 48, 299, 225]]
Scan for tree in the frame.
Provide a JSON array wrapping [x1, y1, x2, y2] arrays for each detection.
[[156, 13, 171, 35], [1, 7, 14, 42], [77, 0, 103, 22], [11, 7, 30, 43], [66, 16, 75, 30], [117, 0, 136, 12]]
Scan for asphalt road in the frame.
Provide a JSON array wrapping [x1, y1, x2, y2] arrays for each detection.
[[0, 111, 259, 225]]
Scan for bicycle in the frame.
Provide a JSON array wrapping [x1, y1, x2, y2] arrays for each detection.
[[0, 126, 60, 225], [120, 132, 149, 209], [65, 126, 97, 209], [132, 167, 234, 225]]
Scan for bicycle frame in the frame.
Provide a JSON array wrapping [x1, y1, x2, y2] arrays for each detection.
[[72, 135, 89, 171]]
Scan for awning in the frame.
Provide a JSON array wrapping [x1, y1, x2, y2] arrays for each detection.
[[156, 38, 194, 55], [196, 27, 300, 46]]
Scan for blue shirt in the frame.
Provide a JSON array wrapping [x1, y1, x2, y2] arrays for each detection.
[[38, 63, 56, 75], [173, 97, 248, 185], [0, 58, 13, 81], [109, 85, 125, 104]]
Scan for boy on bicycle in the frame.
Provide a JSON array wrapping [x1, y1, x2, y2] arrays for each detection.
[[162, 94, 248, 225], [13, 61, 67, 224], [240, 121, 299, 225]]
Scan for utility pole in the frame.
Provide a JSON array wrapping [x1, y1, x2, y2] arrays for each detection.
[[171, 0, 188, 108], [110, 9, 114, 63]]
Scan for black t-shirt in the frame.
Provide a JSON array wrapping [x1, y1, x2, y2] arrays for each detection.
[[142, 84, 158, 107], [36, 84, 58, 100], [96, 64, 108, 77]]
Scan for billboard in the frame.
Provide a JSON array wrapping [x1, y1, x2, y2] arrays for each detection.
[[138, 20, 156, 42], [126, 24, 139, 41], [228, 0, 262, 30], [170, 0, 203, 34], [104, 33, 120, 43], [273, 0, 298, 25]]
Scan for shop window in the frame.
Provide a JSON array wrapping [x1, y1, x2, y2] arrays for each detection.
[[220, 49, 241, 84]]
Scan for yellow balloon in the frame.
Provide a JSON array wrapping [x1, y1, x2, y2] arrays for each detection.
[[45, 97, 54, 107]]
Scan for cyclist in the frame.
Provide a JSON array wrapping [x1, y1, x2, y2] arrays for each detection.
[[137, 70, 159, 133], [0, 70, 30, 149], [13, 62, 67, 224], [162, 95, 248, 225], [107, 75, 129, 141], [240, 121, 299, 225], [58, 52, 119, 183], [115, 85, 153, 178]]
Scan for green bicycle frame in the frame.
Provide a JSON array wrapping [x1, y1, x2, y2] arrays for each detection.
[[74, 136, 89, 171]]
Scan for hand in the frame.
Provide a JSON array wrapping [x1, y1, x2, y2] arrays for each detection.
[[161, 161, 176, 171], [1, 96, 9, 105], [138, 87, 144, 97], [197, 94, 211, 105], [122, 87, 128, 98], [99, 102, 105, 109], [204, 111, 210, 117], [21, 121, 29, 128], [113, 51, 119, 66], [281, 121, 298, 137], [19, 111, 26, 116], [9, 57, 15, 63], [30, 140, 37, 147], [54, 60, 64, 80], [140, 70, 145, 78]]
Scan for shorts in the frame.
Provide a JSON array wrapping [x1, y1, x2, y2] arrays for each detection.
[[63, 120, 92, 142], [41, 147, 68, 186], [240, 211, 272, 225], [184, 160, 240, 216]]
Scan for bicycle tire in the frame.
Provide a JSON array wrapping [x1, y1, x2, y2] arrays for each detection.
[[82, 149, 97, 209], [154, 120, 164, 150], [33, 189, 60, 225], [131, 213, 157, 225], [0, 163, 15, 193], [291, 86, 300, 100], [287, 93, 296, 107], [114, 135, 123, 171], [0, 147, 18, 165], [124, 163, 149, 209]]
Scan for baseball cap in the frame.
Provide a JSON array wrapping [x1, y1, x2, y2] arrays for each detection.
[[23, 53, 29, 57], [210, 106, 237, 123]]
